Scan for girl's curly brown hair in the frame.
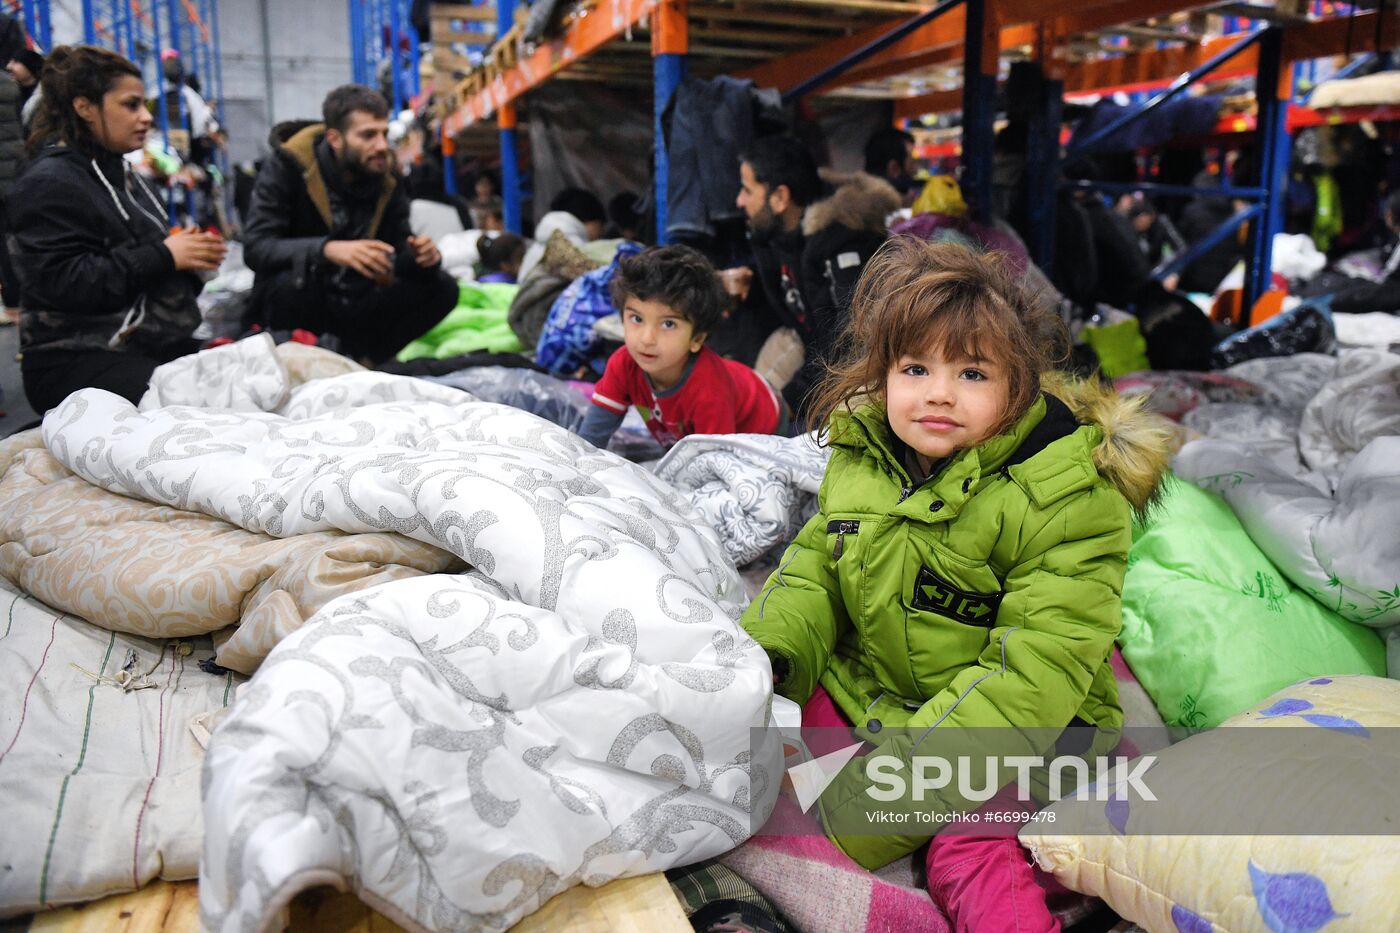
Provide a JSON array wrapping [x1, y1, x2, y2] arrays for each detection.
[[806, 236, 1068, 441]]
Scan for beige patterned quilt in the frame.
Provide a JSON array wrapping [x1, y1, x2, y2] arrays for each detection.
[[0, 343, 466, 674]]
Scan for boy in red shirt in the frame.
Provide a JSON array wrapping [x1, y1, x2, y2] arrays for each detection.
[[579, 245, 785, 450]]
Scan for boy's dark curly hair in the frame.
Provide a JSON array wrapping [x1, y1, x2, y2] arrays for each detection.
[[609, 245, 725, 335]]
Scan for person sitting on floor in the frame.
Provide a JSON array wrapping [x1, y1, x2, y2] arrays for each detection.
[[477, 232, 524, 284], [725, 134, 899, 418], [518, 186, 608, 282], [578, 244, 784, 451], [743, 238, 1170, 933], [242, 83, 457, 365], [10, 45, 226, 412], [1327, 189, 1400, 315]]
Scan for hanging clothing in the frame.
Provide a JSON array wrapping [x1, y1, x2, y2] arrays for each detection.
[[664, 75, 783, 241]]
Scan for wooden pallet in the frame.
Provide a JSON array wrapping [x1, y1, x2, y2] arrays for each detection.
[[26, 873, 689, 933]]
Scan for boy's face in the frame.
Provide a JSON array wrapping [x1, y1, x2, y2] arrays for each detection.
[[622, 296, 705, 390]]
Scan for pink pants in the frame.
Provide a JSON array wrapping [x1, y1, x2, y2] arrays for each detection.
[[802, 686, 1061, 933]]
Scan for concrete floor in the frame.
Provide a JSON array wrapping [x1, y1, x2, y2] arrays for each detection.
[[0, 319, 39, 436]]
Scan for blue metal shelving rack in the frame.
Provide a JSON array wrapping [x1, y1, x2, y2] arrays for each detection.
[[10, 0, 52, 51], [349, 0, 421, 117], [356, 0, 495, 200]]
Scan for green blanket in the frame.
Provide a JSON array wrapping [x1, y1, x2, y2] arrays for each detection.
[[397, 281, 523, 362], [1119, 475, 1385, 732]]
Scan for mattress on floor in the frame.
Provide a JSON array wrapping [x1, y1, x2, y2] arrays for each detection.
[[0, 581, 246, 916]]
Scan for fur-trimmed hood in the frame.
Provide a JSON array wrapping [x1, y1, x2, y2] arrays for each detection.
[[1044, 374, 1173, 519], [278, 121, 326, 169], [267, 120, 396, 238], [803, 168, 901, 238]]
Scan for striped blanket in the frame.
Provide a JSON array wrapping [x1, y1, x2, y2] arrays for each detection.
[[0, 582, 243, 916]]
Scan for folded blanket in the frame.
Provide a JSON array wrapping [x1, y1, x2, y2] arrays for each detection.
[[720, 798, 949, 933], [654, 433, 829, 567], [1177, 434, 1400, 673]]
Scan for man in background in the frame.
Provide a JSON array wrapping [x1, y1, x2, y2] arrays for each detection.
[[243, 84, 457, 365]]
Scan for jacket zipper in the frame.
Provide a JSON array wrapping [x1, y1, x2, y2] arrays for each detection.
[[827, 519, 860, 560]]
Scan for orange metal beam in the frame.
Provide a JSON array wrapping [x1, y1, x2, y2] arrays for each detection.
[[893, 88, 962, 119], [735, 12, 1045, 94], [892, 32, 1255, 119], [653, 0, 689, 54], [895, 11, 1398, 120], [442, 0, 657, 134], [1029, 0, 1216, 39], [735, 12, 949, 91], [1062, 30, 1257, 96], [840, 21, 1035, 86], [740, 0, 1215, 97]]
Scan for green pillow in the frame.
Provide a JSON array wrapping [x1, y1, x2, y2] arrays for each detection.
[[397, 282, 523, 361], [1119, 476, 1385, 732], [1081, 318, 1149, 378]]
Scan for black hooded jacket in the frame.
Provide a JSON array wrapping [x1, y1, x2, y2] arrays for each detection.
[[244, 122, 433, 313], [749, 170, 900, 413], [10, 144, 201, 355]]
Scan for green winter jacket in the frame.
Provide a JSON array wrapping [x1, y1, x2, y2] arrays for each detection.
[[741, 379, 1171, 868]]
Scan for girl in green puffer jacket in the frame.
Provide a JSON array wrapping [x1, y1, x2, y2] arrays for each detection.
[[742, 238, 1170, 933]]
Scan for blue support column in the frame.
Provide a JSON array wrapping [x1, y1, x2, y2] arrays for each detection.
[[652, 0, 688, 244], [209, 0, 225, 119], [150, 0, 178, 223], [961, 0, 995, 224], [653, 54, 686, 244], [443, 132, 458, 196], [349, 0, 362, 84], [498, 0, 521, 234], [1024, 75, 1063, 274], [83, 0, 97, 45], [389, 0, 404, 113], [500, 108, 522, 234], [409, 0, 422, 100], [22, 0, 51, 51], [1246, 27, 1288, 313]]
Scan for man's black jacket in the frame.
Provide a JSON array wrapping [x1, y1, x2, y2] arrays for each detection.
[[244, 121, 438, 307]]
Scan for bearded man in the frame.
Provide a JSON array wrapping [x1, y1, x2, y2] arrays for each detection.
[[726, 134, 897, 415], [244, 84, 456, 365]]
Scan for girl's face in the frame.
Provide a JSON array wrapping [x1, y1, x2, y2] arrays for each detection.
[[75, 75, 152, 154], [885, 347, 1009, 466]]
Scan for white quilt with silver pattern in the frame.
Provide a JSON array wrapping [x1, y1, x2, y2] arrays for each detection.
[[41, 360, 781, 932]]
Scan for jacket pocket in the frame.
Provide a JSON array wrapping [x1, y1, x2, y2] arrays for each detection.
[[910, 565, 1003, 628], [905, 539, 1006, 630]]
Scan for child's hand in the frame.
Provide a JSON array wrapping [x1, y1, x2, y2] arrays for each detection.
[[717, 266, 752, 302]]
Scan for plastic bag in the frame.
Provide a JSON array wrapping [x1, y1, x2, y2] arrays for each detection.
[[1211, 299, 1336, 369]]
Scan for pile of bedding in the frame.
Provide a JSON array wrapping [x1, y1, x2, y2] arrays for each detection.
[[1114, 348, 1400, 731], [1, 337, 783, 930]]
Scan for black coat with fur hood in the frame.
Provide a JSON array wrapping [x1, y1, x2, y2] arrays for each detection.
[[750, 170, 900, 412], [244, 121, 430, 315]]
